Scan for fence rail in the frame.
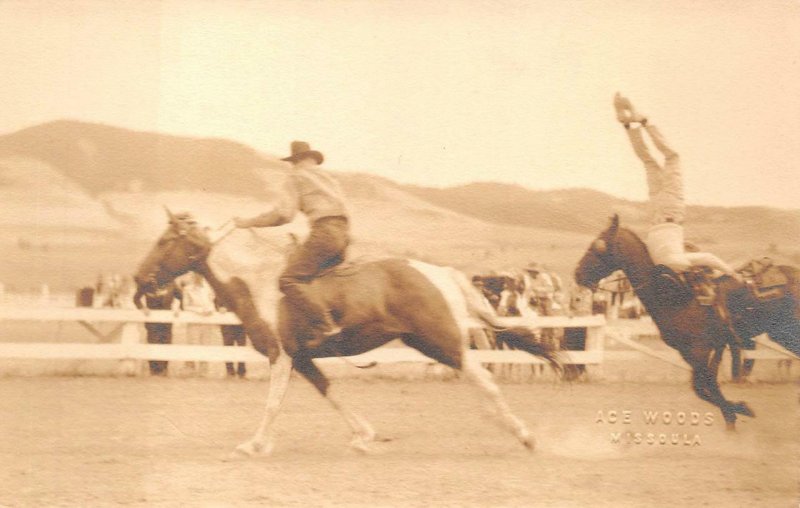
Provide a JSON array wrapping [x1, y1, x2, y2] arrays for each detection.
[[0, 306, 794, 370], [0, 305, 605, 366]]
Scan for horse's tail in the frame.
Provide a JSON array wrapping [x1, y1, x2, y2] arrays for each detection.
[[450, 268, 563, 372], [494, 326, 563, 373]]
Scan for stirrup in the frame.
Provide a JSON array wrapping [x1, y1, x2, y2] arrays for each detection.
[[304, 324, 343, 350], [323, 325, 343, 337], [695, 286, 715, 306]]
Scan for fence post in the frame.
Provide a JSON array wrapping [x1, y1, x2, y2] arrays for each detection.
[[584, 325, 605, 379], [118, 322, 141, 376]]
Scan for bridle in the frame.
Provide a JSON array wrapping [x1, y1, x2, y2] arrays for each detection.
[[595, 275, 645, 295], [169, 221, 212, 265], [141, 217, 221, 286], [583, 230, 648, 294]]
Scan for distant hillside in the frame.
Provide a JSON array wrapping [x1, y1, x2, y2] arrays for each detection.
[[0, 120, 280, 196], [0, 120, 797, 291], [401, 183, 633, 234], [400, 181, 800, 247], [2, 119, 796, 242]]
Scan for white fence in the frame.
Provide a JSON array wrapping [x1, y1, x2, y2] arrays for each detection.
[[0, 305, 605, 365], [0, 305, 795, 377]]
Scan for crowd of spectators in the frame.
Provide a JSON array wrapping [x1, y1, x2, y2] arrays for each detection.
[[131, 272, 250, 378]]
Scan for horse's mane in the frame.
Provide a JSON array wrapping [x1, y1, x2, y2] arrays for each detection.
[[616, 226, 653, 264]]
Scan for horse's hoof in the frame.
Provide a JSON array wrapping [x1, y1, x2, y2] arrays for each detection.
[[735, 402, 755, 418], [350, 430, 377, 454], [349, 437, 372, 454], [725, 422, 736, 432], [229, 440, 272, 460], [522, 436, 536, 452], [225, 448, 253, 462]]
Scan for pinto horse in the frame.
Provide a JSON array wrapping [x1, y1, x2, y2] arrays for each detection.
[[575, 215, 800, 429], [134, 211, 559, 456]]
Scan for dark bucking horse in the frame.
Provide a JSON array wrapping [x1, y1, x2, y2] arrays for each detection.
[[575, 215, 800, 430], [134, 211, 559, 457]]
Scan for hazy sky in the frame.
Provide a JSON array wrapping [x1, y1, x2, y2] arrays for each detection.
[[1, 0, 798, 208]]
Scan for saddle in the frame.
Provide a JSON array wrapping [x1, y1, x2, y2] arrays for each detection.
[[651, 265, 746, 348], [651, 265, 716, 307], [738, 257, 789, 301], [313, 254, 400, 281]]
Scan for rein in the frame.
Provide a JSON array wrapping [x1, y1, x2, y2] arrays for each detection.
[[595, 275, 648, 295], [211, 219, 236, 246]]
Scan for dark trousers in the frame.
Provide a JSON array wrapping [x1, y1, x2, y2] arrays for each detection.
[[562, 327, 587, 380], [221, 324, 247, 377], [145, 322, 172, 375], [278, 216, 349, 328]]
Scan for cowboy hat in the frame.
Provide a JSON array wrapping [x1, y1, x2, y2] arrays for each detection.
[[524, 262, 543, 273], [281, 141, 324, 165]]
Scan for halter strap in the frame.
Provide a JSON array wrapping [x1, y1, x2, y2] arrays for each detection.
[[595, 275, 648, 294], [210, 220, 237, 246]]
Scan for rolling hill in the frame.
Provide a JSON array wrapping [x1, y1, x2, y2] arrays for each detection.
[[0, 120, 797, 291]]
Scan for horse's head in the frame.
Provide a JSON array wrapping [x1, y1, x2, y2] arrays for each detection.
[[574, 214, 623, 290], [134, 208, 213, 291]]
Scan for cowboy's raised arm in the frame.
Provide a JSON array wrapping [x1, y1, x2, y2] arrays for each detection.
[[234, 174, 298, 228], [685, 252, 736, 277]]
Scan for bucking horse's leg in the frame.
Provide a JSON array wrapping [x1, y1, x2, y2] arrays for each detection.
[[292, 354, 376, 452], [230, 349, 293, 459], [708, 343, 756, 427], [688, 348, 754, 431]]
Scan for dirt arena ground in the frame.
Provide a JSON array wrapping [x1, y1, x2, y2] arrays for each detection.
[[0, 376, 796, 507]]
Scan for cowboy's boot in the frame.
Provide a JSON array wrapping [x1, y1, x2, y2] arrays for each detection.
[[303, 309, 342, 349], [298, 287, 342, 349]]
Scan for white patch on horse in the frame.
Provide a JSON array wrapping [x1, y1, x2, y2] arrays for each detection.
[[409, 261, 534, 447], [207, 221, 305, 323], [407, 260, 470, 344]]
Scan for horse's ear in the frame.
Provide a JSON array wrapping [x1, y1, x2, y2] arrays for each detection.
[[608, 214, 620, 235], [164, 205, 175, 222]]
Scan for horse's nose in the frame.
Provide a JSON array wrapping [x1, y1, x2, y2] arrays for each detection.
[[134, 273, 156, 288], [573, 269, 592, 290]]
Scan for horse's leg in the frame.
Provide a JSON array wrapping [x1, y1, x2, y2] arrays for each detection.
[[701, 362, 755, 430], [688, 350, 754, 431], [689, 363, 734, 429], [730, 343, 743, 382], [402, 334, 534, 450], [231, 349, 293, 458], [461, 353, 535, 449], [292, 354, 376, 453]]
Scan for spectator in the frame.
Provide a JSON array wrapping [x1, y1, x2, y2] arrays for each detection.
[[568, 284, 594, 317], [133, 280, 182, 376], [522, 262, 556, 316], [180, 272, 216, 377], [93, 274, 105, 308], [562, 284, 595, 380], [549, 271, 565, 313], [216, 296, 248, 379]]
